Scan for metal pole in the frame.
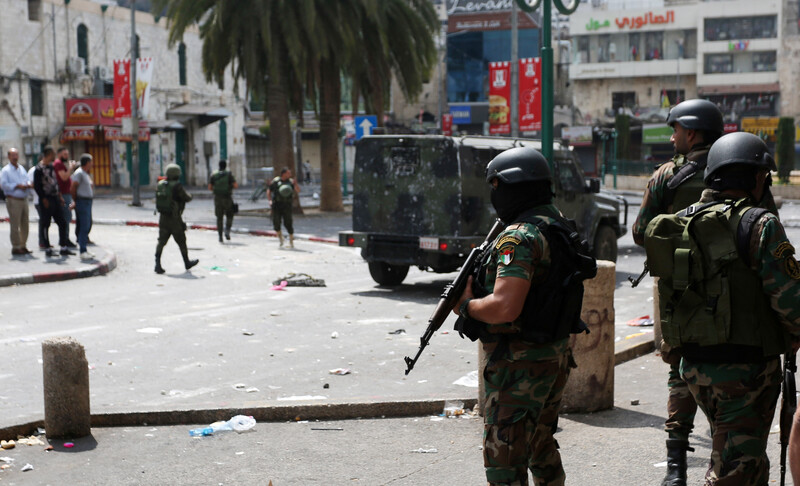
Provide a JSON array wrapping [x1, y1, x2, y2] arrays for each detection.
[[130, 1, 140, 206], [541, 0, 553, 166], [510, 2, 519, 138], [51, 4, 58, 78], [66, 1, 73, 96], [341, 140, 348, 197]]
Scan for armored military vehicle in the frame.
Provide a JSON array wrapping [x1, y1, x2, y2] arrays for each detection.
[[339, 135, 627, 286]]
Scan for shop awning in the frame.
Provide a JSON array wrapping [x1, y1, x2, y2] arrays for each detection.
[[166, 104, 232, 127], [103, 125, 151, 142], [60, 125, 96, 142], [698, 83, 780, 95], [147, 119, 185, 132]]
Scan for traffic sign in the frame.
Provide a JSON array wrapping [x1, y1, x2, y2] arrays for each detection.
[[355, 115, 377, 140]]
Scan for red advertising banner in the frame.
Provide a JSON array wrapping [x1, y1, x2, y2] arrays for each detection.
[[441, 113, 453, 136], [519, 58, 542, 132], [488, 62, 511, 135], [113, 59, 131, 118]]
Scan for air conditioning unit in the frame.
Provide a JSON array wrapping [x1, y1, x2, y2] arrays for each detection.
[[93, 65, 111, 81], [67, 57, 85, 76]]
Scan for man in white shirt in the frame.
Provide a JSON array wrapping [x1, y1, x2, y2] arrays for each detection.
[[0, 148, 32, 255]]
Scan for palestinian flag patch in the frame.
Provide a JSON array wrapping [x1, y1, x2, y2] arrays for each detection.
[[499, 245, 515, 265]]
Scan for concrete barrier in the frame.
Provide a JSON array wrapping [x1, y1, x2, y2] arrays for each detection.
[[561, 260, 615, 413], [42, 337, 91, 439]]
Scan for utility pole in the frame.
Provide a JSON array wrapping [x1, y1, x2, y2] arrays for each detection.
[[510, 2, 519, 138], [514, 0, 579, 167], [130, 0, 141, 206], [65, 0, 73, 95]]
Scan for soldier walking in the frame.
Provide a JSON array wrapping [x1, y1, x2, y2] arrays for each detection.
[[451, 147, 595, 485], [154, 163, 198, 274], [208, 160, 238, 243], [645, 132, 800, 485], [632, 99, 777, 486], [266, 167, 299, 248]]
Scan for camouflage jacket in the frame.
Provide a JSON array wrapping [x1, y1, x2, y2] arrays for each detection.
[[632, 145, 781, 246], [481, 204, 570, 361], [699, 190, 800, 339]]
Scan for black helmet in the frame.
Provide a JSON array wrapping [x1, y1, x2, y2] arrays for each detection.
[[485, 147, 551, 184], [666, 99, 723, 136], [704, 132, 776, 185]]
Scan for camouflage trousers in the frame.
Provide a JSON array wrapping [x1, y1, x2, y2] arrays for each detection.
[[681, 358, 782, 486], [665, 362, 697, 441], [483, 350, 573, 485]]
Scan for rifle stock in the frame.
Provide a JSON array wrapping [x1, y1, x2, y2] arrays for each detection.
[[780, 351, 797, 486], [404, 219, 505, 375]]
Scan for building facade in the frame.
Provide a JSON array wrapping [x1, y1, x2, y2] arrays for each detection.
[[0, 0, 246, 187]]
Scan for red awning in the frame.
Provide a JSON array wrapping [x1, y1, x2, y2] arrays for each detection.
[[60, 125, 96, 142]]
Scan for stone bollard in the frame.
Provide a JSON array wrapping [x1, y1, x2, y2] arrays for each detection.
[[42, 337, 91, 439], [478, 260, 616, 415], [560, 260, 615, 412]]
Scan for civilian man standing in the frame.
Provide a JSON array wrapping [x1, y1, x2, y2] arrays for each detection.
[[0, 148, 32, 255], [34, 146, 72, 258], [52, 146, 78, 248], [69, 154, 94, 260]]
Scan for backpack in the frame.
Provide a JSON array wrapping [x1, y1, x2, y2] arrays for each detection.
[[212, 171, 232, 196], [156, 179, 176, 214], [273, 177, 294, 202], [644, 199, 771, 349], [514, 214, 598, 343]]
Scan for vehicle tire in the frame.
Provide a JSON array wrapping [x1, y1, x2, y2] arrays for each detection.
[[593, 225, 618, 263], [368, 262, 410, 286]]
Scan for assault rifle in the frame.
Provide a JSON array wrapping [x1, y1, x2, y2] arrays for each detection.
[[780, 351, 797, 486], [404, 219, 505, 375], [629, 261, 649, 288]]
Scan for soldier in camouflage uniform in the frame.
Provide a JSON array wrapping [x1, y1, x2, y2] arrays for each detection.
[[647, 132, 800, 485], [155, 164, 198, 274], [632, 100, 777, 486], [208, 160, 238, 243], [452, 147, 579, 486], [267, 167, 299, 248]]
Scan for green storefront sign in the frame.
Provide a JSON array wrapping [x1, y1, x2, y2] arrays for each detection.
[[643, 124, 672, 144]]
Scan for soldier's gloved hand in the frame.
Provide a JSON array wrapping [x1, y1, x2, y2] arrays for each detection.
[[471, 275, 489, 298], [454, 316, 481, 342]]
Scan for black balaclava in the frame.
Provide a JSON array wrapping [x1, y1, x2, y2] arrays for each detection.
[[490, 180, 552, 223]]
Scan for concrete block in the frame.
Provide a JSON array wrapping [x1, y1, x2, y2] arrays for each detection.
[[42, 337, 91, 439], [561, 260, 616, 413]]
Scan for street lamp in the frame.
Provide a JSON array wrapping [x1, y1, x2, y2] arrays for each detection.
[[514, 0, 579, 167]]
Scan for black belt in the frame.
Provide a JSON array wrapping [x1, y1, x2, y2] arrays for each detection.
[[76, 197, 93, 201]]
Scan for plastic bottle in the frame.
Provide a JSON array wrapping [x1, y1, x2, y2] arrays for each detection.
[[188, 415, 255, 436]]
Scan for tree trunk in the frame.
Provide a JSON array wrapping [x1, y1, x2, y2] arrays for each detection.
[[319, 58, 344, 212], [266, 76, 294, 182]]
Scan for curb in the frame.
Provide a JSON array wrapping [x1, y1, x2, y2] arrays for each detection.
[[614, 332, 655, 365], [0, 249, 117, 288]]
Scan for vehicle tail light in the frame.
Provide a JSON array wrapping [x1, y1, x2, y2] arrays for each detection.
[[439, 242, 448, 252]]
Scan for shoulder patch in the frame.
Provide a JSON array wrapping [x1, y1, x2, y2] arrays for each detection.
[[498, 245, 515, 265], [773, 241, 795, 260], [495, 235, 521, 249]]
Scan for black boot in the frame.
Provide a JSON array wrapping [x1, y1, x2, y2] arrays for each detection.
[[225, 228, 231, 240], [154, 254, 165, 274], [218, 231, 223, 243], [661, 439, 692, 486], [184, 258, 199, 270]]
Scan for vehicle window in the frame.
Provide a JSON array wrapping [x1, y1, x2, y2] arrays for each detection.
[[556, 158, 584, 193], [385, 146, 420, 176]]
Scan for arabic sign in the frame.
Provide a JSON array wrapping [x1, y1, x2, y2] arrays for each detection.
[[488, 62, 511, 135], [65, 98, 119, 126], [583, 10, 675, 32], [447, 11, 538, 32], [562, 126, 593, 146], [113, 59, 131, 118], [60, 126, 96, 143], [518, 58, 541, 132], [642, 124, 673, 144], [442, 114, 453, 136], [741, 117, 779, 142]]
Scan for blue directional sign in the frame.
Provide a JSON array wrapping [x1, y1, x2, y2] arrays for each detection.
[[355, 115, 377, 140]]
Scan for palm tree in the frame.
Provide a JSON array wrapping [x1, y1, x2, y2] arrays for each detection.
[[151, 0, 307, 186]]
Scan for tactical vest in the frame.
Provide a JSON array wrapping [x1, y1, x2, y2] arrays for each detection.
[[156, 179, 178, 215], [663, 147, 709, 213], [480, 207, 597, 344], [644, 198, 788, 358], [212, 171, 232, 196]]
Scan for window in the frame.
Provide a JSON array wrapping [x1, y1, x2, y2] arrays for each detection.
[[704, 54, 733, 74], [629, 33, 640, 61], [664, 90, 685, 105], [29, 79, 43, 116], [575, 36, 590, 63], [27, 0, 41, 21], [753, 52, 776, 72], [77, 24, 89, 74], [612, 91, 636, 112], [644, 31, 663, 60], [704, 16, 777, 41], [178, 42, 187, 86]]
